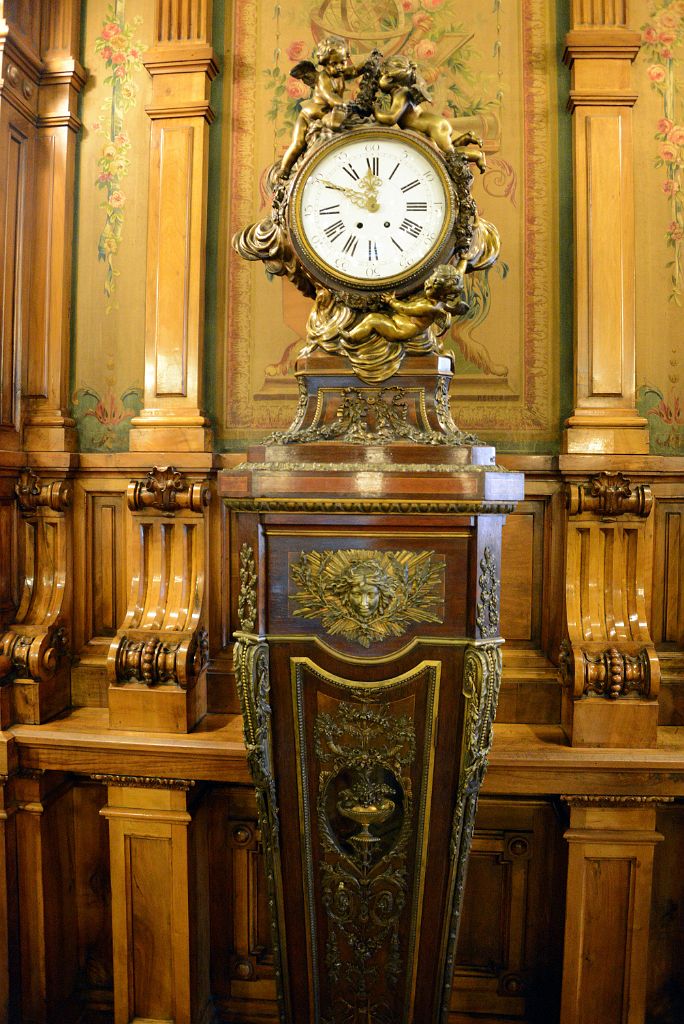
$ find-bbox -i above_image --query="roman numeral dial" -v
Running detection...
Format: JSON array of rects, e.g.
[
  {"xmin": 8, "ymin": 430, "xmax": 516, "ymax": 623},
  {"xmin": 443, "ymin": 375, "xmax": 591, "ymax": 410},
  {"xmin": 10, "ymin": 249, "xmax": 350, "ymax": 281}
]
[{"xmin": 293, "ymin": 130, "xmax": 454, "ymax": 288}]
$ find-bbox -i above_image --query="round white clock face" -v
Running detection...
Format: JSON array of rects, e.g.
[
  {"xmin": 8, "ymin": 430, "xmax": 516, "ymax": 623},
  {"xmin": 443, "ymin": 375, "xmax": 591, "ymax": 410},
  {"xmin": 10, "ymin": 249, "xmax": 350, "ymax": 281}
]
[{"xmin": 289, "ymin": 128, "xmax": 455, "ymax": 291}]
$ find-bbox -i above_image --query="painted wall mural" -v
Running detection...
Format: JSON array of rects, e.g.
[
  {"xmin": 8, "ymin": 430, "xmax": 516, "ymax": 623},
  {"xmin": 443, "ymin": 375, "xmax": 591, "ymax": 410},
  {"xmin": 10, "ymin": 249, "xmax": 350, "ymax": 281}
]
[
  {"xmin": 72, "ymin": 0, "xmax": 152, "ymax": 451},
  {"xmin": 219, "ymin": 0, "xmax": 562, "ymax": 450},
  {"xmin": 635, "ymin": 0, "xmax": 684, "ymax": 453}
]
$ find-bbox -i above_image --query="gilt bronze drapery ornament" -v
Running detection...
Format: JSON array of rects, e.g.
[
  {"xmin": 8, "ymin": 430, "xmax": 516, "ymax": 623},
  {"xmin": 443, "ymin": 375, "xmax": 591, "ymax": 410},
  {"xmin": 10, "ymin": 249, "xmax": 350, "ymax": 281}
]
[{"xmin": 232, "ymin": 39, "xmax": 500, "ymax": 388}]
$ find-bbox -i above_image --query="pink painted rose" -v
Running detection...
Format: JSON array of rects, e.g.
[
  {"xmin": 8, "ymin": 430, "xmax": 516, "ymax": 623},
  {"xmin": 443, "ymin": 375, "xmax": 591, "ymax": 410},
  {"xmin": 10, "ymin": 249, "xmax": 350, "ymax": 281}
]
[
  {"xmin": 286, "ymin": 40, "xmax": 308, "ymax": 61},
  {"xmin": 668, "ymin": 221, "xmax": 684, "ymax": 241},
  {"xmin": 663, "ymin": 179, "xmax": 681, "ymax": 196},
  {"xmin": 662, "ymin": 47, "xmax": 674, "ymax": 59},
  {"xmin": 660, "ymin": 141, "xmax": 679, "ymax": 161},
  {"xmin": 114, "ymin": 65, "xmax": 126, "ymax": 78},
  {"xmin": 412, "ymin": 12, "xmax": 433, "ymax": 32},
  {"xmin": 101, "ymin": 22, "xmax": 120, "ymax": 40},
  {"xmin": 130, "ymin": 49, "xmax": 140, "ymax": 60},
  {"xmin": 658, "ymin": 12, "xmax": 679, "ymax": 29},
  {"xmin": 286, "ymin": 77, "xmax": 310, "ymax": 99},
  {"xmin": 91, "ymin": 120, "xmax": 101, "ymax": 131},
  {"xmin": 659, "ymin": 30, "xmax": 677, "ymax": 44},
  {"xmin": 648, "ymin": 64, "xmax": 667, "ymax": 82},
  {"xmin": 421, "ymin": 0, "xmax": 445, "ymax": 8},
  {"xmin": 98, "ymin": 172, "xmax": 112, "ymax": 183},
  {"xmin": 642, "ymin": 25, "xmax": 657, "ymax": 43},
  {"xmin": 112, "ymin": 51, "xmax": 126, "ymax": 64},
  {"xmin": 415, "ymin": 39, "xmax": 437, "ymax": 60},
  {"xmin": 658, "ymin": 117, "xmax": 674, "ymax": 133},
  {"xmin": 102, "ymin": 46, "xmax": 113, "ymax": 60},
  {"xmin": 668, "ymin": 125, "xmax": 684, "ymax": 145},
  {"xmin": 401, "ymin": 0, "xmax": 419, "ymax": 10},
  {"xmin": 109, "ymin": 190, "xmax": 126, "ymax": 208},
  {"xmin": 114, "ymin": 132, "xmax": 129, "ymax": 145}
]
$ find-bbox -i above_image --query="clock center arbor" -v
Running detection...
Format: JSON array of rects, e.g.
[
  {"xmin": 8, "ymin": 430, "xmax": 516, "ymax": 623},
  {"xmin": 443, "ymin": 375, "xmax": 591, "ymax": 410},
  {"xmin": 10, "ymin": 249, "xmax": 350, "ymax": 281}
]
[{"xmin": 222, "ymin": 39, "xmax": 523, "ymax": 1024}]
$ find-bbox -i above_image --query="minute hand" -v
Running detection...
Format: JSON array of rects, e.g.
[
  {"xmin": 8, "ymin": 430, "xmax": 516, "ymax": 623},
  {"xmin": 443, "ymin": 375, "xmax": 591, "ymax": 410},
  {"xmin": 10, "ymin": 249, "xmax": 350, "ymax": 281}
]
[{"xmin": 319, "ymin": 179, "xmax": 377, "ymax": 211}]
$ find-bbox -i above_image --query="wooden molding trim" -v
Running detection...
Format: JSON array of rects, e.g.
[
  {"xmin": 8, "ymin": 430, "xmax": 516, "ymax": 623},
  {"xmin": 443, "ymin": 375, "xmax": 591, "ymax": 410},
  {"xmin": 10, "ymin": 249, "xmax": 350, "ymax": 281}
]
[
  {"xmin": 567, "ymin": 90, "xmax": 638, "ymax": 110},
  {"xmin": 561, "ymin": 795, "xmax": 674, "ymax": 807},
  {"xmin": 145, "ymin": 101, "xmax": 215, "ymax": 123},
  {"xmin": 91, "ymin": 773, "xmax": 195, "ymax": 790}
]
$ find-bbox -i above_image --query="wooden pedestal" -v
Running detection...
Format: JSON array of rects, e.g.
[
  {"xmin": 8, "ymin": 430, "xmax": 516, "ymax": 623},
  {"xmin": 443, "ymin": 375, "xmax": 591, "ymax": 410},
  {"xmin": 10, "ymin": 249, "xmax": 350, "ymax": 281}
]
[{"xmin": 220, "ymin": 417, "xmax": 523, "ymax": 1023}]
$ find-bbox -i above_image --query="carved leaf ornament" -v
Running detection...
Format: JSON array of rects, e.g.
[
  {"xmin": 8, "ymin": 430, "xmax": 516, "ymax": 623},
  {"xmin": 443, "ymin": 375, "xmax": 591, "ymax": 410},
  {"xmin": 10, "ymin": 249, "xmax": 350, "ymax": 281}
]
[{"xmin": 290, "ymin": 548, "xmax": 445, "ymax": 646}]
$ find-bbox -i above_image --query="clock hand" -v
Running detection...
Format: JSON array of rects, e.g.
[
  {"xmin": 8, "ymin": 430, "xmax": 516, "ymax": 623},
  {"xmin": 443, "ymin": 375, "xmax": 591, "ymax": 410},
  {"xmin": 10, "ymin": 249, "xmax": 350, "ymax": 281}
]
[{"xmin": 319, "ymin": 178, "xmax": 379, "ymax": 212}]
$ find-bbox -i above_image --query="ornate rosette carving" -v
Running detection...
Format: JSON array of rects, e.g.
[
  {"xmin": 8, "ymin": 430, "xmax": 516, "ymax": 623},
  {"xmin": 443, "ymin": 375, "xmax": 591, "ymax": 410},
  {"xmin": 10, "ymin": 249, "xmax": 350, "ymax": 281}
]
[
  {"xmin": 127, "ymin": 466, "xmax": 211, "ymax": 513},
  {"xmin": 476, "ymin": 546, "xmax": 500, "ymax": 639},
  {"xmin": 15, "ymin": 468, "xmax": 71, "ymax": 513},
  {"xmin": 566, "ymin": 472, "xmax": 653, "ymax": 517},
  {"xmin": 290, "ymin": 548, "xmax": 445, "ymax": 647},
  {"xmin": 91, "ymin": 775, "xmax": 195, "ymax": 791}
]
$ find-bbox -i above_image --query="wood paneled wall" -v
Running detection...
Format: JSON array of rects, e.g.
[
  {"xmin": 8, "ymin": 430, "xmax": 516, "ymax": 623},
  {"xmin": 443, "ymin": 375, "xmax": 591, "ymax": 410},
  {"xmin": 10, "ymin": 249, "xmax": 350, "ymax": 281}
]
[{"xmin": 0, "ymin": 1, "xmax": 682, "ymax": 1022}]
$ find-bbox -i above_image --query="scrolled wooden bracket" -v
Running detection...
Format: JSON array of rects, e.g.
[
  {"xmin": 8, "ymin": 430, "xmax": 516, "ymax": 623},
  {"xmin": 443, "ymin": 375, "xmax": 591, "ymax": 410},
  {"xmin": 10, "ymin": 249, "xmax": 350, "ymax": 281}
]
[
  {"xmin": 559, "ymin": 640, "xmax": 658, "ymax": 700},
  {"xmin": 127, "ymin": 466, "xmax": 211, "ymax": 513},
  {"xmin": 112, "ymin": 628, "xmax": 208, "ymax": 689},
  {"xmin": 15, "ymin": 468, "xmax": 71, "ymax": 514},
  {"xmin": 566, "ymin": 472, "xmax": 652, "ymax": 517},
  {"xmin": 0, "ymin": 627, "xmax": 68, "ymax": 683}
]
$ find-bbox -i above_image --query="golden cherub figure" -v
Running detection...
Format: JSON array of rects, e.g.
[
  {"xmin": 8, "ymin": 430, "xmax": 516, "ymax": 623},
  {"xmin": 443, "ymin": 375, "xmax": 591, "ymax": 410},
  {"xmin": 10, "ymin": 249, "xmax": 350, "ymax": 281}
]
[
  {"xmin": 341, "ymin": 264, "xmax": 467, "ymax": 346},
  {"xmin": 279, "ymin": 37, "xmax": 367, "ymax": 178},
  {"xmin": 373, "ymin": 55, "xmax": 487, "ymax": 172}
]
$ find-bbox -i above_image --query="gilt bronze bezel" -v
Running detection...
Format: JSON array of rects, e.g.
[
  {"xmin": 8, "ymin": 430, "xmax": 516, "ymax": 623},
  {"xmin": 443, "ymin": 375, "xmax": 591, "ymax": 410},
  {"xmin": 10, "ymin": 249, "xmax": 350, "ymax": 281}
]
[{"xmin": 288, "ymin": 125, "xmax": 458, "ymax": 296}]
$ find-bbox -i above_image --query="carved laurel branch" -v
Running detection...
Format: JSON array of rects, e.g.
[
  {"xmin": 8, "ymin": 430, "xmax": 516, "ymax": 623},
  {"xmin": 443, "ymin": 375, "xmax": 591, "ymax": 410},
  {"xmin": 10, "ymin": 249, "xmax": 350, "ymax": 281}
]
[
  {"xmin": 238, "ymin": 543, "xmax": 258, "ymax": 633},
  {"xmin": 559, "ymin": 640, "xmax": 653, "ymax": 699},
  {"xmin": 127, "ymin": 466, "xmax": 211, "ymax": 513},
  {"xmin": 233, "ymin": 635, "xmax": 287, "ymax": 1021},
  {"xmin": 567, "ymin": 472, "xmax": 653, "ymax": 517},
  {"xmin": 561, "ymin": 795, "xmax": 675, "ymax": 807},
  {"xmin": 16, "ymin": 468, "xmax": 71, "ymax": 513},
  {"xmin": 112, "ymin": 629, "xmax": 208, "ymax": 688}
]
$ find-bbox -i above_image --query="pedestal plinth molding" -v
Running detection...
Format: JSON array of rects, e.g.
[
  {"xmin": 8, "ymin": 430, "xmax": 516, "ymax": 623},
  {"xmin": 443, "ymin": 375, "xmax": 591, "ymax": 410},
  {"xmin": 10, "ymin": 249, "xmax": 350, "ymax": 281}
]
[
  {"xmin": 562, "ymin": 472, "xmax": 659, "ymax": 747},
  {"xmin": 107, "ymin": 466, "xmax": 211, "ymax": 733},
  {"xmin": 0, "ymin": 469, "xmax": 72, "ymax": 725}
]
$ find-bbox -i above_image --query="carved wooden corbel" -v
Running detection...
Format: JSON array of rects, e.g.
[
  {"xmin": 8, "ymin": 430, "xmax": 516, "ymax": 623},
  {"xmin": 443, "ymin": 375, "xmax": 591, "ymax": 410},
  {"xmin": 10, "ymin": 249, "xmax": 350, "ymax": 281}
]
[
  {"xmin": 561, "ymin": 471, "xmax": 660, "ymax": 746},
  {"xmin": 126, "ymin": 465, "xmax": 211, "ymax": 513},
  {"xmin": 566, "ymin": 472, "xmax": 652, "ymax": 517},
  {"xmin": 0, "ymin": 470, "xmax": 72, "ymax": 724},
  {"xmin": 108, "ymin": 467, "xmax": 212, "ymax": 733}
]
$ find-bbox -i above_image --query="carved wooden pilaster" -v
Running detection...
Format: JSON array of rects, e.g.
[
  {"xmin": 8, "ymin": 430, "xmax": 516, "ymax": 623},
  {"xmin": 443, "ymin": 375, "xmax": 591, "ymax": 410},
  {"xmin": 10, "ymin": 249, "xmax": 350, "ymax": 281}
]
[
  {"xmin": 562, "ymin": 1, "xmax": 649, "ymax": 454},
  {"xmin": 560, "ymin": 796, "xmax": 667, "ymax": 1024},
  {"xmin": 22, "ymin": 0, "xmax": 85, "ymax": 452},
  {"xmin": 100, "ymin": 780, "xmax": 212, "ymax": 1024},
  {"xmin": 561, "ymin": 472, "xmax": 659, "ymax": 746},
  {"xmin": 15, "ymin": 771, "xmax": 79, "ymax": 1023},
  {"xmin": 128, "ymin": 0, "xmax": 217, "ymax": 453},
  {"xmin": 0, "ymin": 3, "xmax": 40, "ymax": 452},
  {"xmin": 107, "ymin": 466, "xmax": 211, "ymax": 732},
  {"xmin": 0, "ymin": 468, "xmax": 72, "ymax": 725},
  {"xmin": 0, "ymin": 772, "xmax": 18, "ymax": 1023}
]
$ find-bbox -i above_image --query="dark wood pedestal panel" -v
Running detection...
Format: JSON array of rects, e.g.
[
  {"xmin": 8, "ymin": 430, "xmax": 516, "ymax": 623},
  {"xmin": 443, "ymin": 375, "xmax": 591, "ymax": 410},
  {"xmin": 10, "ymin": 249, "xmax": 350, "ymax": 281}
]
[{"xmin": 220, "ymin": 447, "xmax": 523, "ymax": 1023}]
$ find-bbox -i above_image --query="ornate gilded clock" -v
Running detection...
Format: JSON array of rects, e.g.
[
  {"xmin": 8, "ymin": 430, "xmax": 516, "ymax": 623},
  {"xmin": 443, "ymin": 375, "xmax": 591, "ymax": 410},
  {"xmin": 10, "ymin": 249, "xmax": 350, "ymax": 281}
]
[{"xmin": 288, "ymin": 126, "xmax": 457, "ymax": 295}]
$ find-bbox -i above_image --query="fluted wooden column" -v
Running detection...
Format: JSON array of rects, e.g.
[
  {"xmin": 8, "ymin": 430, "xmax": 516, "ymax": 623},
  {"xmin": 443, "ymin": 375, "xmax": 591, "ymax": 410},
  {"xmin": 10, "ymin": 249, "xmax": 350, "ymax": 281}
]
[
  {"xmin": 129, "ymin": 0, "xmax": 217, "ymax": 454},
  {"xmin": 563, "ymin": 0, "xmax": 649, "ymax": 455},
  {"xmin": 22, "ymin": 0, "xmax": 85, "ymax": 453}
]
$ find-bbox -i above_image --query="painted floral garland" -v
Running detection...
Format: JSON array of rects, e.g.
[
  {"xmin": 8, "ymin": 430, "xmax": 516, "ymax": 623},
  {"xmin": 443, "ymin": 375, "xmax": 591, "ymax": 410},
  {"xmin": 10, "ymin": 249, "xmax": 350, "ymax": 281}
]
[
  {"xmin": 641, "ymin": 0, "xmax": 684, "ymax": 305},
  {"xmin": 92, "ymin": 0, "xmax": 144, "ymax": 309}
]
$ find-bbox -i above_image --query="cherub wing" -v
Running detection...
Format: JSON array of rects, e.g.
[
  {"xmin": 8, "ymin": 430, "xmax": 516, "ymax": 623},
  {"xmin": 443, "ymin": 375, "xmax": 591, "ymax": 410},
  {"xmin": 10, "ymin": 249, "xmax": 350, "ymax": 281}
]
[
  {"xmin": 409, "ymin": 78, "xmax": 431, "ymax": 105},
  {"xmin": 290, "ymin": 60, "xmax": 317, "ymax": 88}
]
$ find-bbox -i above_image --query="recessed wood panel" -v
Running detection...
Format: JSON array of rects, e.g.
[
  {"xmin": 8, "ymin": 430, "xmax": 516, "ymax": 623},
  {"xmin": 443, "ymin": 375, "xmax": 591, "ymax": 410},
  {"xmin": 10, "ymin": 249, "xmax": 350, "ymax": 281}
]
[
  {"xmin": 652, "ymin": 501, "xmax": 684, "ymax": 648},
  {"xmin": 0, "ymin": 123, "xmax": 28, "ymax": 429},
  {"xmin": 578, "ymin": 858, "xmax": 632, "ymax": 1024},
  {"xmin": 125, "ymin": 834, "xmax": 175, "ymax": 1020}
]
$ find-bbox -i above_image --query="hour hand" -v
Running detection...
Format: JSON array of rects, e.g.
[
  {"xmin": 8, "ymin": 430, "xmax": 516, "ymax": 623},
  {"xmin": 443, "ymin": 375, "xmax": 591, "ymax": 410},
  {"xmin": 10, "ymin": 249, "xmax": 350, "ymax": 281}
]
[{"xmin": 319, "ymin": 178, "xmax": 370, "ymax": 209}]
